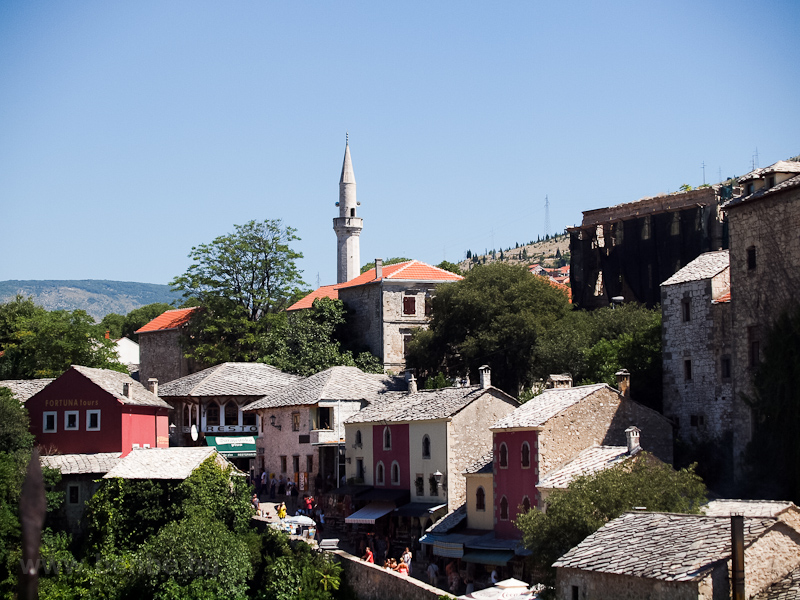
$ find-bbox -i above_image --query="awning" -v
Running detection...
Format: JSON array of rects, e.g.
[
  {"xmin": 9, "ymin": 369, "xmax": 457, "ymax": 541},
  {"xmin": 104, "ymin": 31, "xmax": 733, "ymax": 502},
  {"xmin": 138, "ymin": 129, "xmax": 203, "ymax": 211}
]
[
  {"xmin": 205, "ymin": 436, "xmax": 257, "ymax": 458},
  {"xmin": 345, "ymin": 502, "xmax": 396, "ymax": 524},
  {"xmin": 461, "ymin": 550, "xmax": 516, "ymax": 566},
  {"xmin": 427, "ymin": 533, "xmax": 482, "ymax": 558},
  {"xmin": 393, "ymin": 502, "xmax": 447, "ymax": 518}
]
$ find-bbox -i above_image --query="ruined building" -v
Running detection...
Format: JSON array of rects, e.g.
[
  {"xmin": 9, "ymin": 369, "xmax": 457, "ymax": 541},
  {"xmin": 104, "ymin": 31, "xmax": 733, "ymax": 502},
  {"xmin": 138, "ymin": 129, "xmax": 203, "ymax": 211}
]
[{"xmin": 569, "ymin": 186, "xmax": 730, "ymax": 309}]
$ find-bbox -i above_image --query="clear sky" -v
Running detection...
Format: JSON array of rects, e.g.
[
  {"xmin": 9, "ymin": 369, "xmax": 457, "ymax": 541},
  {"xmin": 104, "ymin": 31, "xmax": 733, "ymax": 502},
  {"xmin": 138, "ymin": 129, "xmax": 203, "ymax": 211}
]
[{"xmin": 1, "ymin": 1, "xmax": 798, "ymax": 289}]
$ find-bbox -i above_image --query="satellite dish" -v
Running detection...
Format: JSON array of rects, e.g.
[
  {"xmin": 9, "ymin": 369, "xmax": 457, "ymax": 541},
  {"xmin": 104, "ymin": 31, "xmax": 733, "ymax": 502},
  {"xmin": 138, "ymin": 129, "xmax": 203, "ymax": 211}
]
[{"xmin": 191, "ymin": 425, "xmax": 198, "ymax": 441}]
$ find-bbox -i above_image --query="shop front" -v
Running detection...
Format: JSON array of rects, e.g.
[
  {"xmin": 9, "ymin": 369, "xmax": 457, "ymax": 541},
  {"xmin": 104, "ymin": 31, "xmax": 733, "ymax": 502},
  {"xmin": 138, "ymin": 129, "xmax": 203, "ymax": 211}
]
[{"xmin": 205, "ymin": 435, "xmax": 257, "ymax": 474}]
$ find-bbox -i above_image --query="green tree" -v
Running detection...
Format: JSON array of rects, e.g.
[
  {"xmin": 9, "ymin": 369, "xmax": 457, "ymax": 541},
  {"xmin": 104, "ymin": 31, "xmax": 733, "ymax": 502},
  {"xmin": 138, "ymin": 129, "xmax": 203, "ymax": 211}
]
[
  {"xmin": 406, "ymin": 263, "xmax": 572, "ymax": 394},
  {"xmin": 0, "ymin": 296, "xmax": 126, "ymax": 379},
  {"xmin": 517, "ymin": 454, "xmax": 706, "ymax": 587},
  {"xmin": 101, "ymin": 303, "xmax": 175, "ymax": 342},
  {"xmin": 435, "ymin": 261, "xmax": 462, "ymax": 276},
  {"xmin": 359, "ymin": 257, "xmax": 411, "ymax": 274}
]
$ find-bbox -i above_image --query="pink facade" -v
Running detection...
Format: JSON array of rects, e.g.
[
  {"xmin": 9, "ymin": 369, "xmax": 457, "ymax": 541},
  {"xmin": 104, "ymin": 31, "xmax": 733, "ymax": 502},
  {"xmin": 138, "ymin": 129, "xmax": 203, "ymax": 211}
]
[
  {"xmin": 372, "ymin": 423, "xmax": 410, "ymax": 489},
  {"xmin": 493, "ymin": 430, "xmax": 539, "ymax": 539}
]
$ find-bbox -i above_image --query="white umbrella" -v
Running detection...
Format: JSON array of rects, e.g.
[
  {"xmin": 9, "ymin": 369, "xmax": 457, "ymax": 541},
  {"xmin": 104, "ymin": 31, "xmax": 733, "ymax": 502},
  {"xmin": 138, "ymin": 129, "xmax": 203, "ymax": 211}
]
[{"xmin": 285, "ymin": 515, "xmax": 316, "ymax": 526}]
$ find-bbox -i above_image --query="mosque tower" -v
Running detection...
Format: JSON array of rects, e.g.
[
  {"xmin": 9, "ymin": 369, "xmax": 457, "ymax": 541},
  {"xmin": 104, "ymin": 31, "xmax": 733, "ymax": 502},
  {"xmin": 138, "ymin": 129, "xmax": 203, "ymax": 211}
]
[{"xmin": 333, "ymin": 134, "xmax": 363, "ymax": 283}]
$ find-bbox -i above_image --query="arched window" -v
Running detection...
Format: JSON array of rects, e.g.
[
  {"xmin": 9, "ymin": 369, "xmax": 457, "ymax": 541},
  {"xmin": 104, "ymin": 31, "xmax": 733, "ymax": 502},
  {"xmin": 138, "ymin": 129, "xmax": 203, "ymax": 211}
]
[
  {"xmin": 206, "ymin": 402, "xmax": 220, "ymax": 426},
  {"xmin": 376, "ymin": 462, "xmax": 385, "ymax": 485},
  {"xmin": 224, "ymin": 402, "xmax": 238, "ymax": 426},
  {"xmin": 242, "ymin": 410, "xmax": 256, "ymax": 427},
  {"xmin": 355, "ymin": 430, "xmax": 362, "ymax": 448},
  {"xmin": 499, "ymin": 443, "xmax": 508, "ymax": 468},
  {"xmin": 522, "ymin": 496, "xmax": 531, "ymax": 513},
  {"xmin": 500, "ymin": 496, "xmax": 509, "ymax": 520},
  {"xmin": 183, "ymin": 405, "xmax": 190, "ymax": 427},
  {"xmin": 391, "ymin": 461, "xmax": 400, "ymax": 485},
  {"xmin": 476, "ymin": 486, "xmax": 486, "ymax": 511},
  {"xmin": 422, "ymin": 435, "xmax": 431, "ymax": 459},
  {"xmin": 383, "ymin": 426, "xmax": 392, "ymax": 450},
  {"xmin": 521, "ymin": 442, "xmax": 531, "ymax": 468}
]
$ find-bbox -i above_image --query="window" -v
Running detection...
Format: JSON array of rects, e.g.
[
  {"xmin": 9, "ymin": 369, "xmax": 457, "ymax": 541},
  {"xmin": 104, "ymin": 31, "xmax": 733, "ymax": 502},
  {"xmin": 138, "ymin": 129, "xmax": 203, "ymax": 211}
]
[
  {"xmin": 67, "ymin": 484, "xmax": 80, "ymax": 505},
  {"xmin": 670, "ymin": 213, "xmax": 680, "ymax": 235},
  {"xmin": 383, "ymin": 426, "xmax": 392, "ymax": 450},
  {"xmin": 376, "ymin": 462, "xmax": 385, "ymax": 485},
  {"xmin": 292, "ymin": 412, "xmax": 301, "ymax": 432},
  {"xmin": 684, "ymin": 360, "xmax": 692, "ymax": 381},
  {"xmin": 43, "ymin": 412, "xmax": 57, "ymax": 433},
  {"xmin": 87, "ymin": 410, "xmax": 101, "ymax": 431},
  {"xmin": 391, "ymin": 461, "xmax": 400, "ymax": 485},
  {"xmin": 280, "ymin": 456, "xmax": 287, "ymax": 473},
  {"xmin": 292, "ymin": 455, "xmax": 300, "ymax": 473},
  {"xmin": 183, "ymin": 405, "xmax": 191, "ymax": 427},
  {"xmin": 747, "ymin": 246, "xmax": 757, "ymax": 271},
  {"xmin": 356, "ymin": 458, "xmax": 365, "ymax": 481},
  {"xmin": 65, "ymin": 411, "xmax": 79, "ymax": 431},
  {"xmin": 422, "ymin": 435, "xmax": 431, "ymax": 459},
  {"xmin": 721, "ymin": 356, "xmax": 732, "ymax": 380},
  {"xmin": 641, "ymin": 215, "xmax": 651, "ymax": 240},
  {"xmin": 500, "ymin": 496, "xmax": 509, "ymax": 520},
  {"xmin": 746, "ymin": 182, "xmax": 754, "ymax": 195},
  {"xmin": 415, "ymin": 475, "xmax": 424, "ymax": 496},
  {"xmin": 750, "ymin": 341, "xmax": 760, "ymax": 368},
  {"xmin": 476, "ymin": 486, "xmax": 486, "ymax": 511},
  {"xmin": 224, "ymin": 402, "xmax": 238, "ymax": 427},
  {"xmin": 403, "ymin": 297, "xmax": 416, "ymax": 315},
  {"xmin": 572, "ymin": 585, "xmax": 580, "ymax": 600},
  {"xmin": 242, "ymin": 411, "xmax": 256, "ymax": 426},
  {"xmin": 402, "ymin": 332, "xmax": 413, "ymax": 358},
  {"xmin": 682, "ymin": 298, "xmax": 691, "ymax": 322},
  {"xmin": 350, "ymin": 208, "xmax": 355, "ymax": 217},
  {"xmin": 767, "ymin": 175, "xmax": 775, "ymax": 188},
  {"xmin": 499, "ymin": 443, "xmax": 508, "ymax": 468},
  {"xmin": 521, "ymin": 442, "xmax": 530, "ymax": 468},
  {"xmin": 690, "ymin": 414, "xmax": 706, "ymax": 427},
  {"xmin": 317, "ymin": 407, "xmax": 331, "ymax": 430},
  {"xmin": 306, "ymin": 455, "xmax": 313, "ymax": 473},
  {"xmin": 522, "ymin": 496, "xmax": 531, "ymax": 512},
  {"xmin": 429, "ymin": 474, "xmax": 439, "ymax": 496},
  {"xmin": 206, "ymin": 403, "xmax": 220, "ymax": 426},
  {"xmin": 355, "ymin": 430, "xmax": 362, "ymax": 448}
]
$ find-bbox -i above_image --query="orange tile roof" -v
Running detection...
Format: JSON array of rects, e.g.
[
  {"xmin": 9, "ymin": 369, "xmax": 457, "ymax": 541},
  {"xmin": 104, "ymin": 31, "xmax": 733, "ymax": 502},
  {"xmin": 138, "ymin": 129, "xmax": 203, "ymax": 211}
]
[
  {"xmin": 286, "ymin": 285, "xmax": 339, "ymax": 312},
  {"xmin": 713, "ymin": 291, "xmax": 731, "ymax": 303},
  {"xmin": 536, "ymin": 275, "xmax": 572, "ymax": 302},
  {"xmin": 135, "ymin": 307, "xmax": 198, "ymax": 333}
]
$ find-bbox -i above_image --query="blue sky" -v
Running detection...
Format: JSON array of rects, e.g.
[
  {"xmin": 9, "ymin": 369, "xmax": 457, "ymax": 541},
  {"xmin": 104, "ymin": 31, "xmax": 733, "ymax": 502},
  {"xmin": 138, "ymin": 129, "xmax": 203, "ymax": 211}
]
[{"xmin": 1, "ymin": 1, "xmax": 798, "ymax": 289}]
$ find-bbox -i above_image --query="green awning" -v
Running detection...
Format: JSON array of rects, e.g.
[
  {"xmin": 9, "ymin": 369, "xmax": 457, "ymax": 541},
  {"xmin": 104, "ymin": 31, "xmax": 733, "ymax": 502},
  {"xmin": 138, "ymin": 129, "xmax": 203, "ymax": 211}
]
[
  {"xmin": 461, "ymin": 550, "xmax": 516, "ymax": 566},
  {"xmin": 206, "ymin": 436, "xmax": 257, "ymax": 458}
]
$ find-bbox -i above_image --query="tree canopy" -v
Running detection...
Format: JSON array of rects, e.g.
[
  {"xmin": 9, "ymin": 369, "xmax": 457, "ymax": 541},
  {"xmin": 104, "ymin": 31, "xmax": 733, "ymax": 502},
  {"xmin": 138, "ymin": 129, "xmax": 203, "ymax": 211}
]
[
  {"xmin": 360, "ymin": 257, "xmax": 411, "ymax": 274},
  {"xmin": 517, "ymin": 454, "xmax": 706, "ymax": 588},
  {"xmin": 100, "ymin": 303, "xmax": 175, "ymax": 342}
]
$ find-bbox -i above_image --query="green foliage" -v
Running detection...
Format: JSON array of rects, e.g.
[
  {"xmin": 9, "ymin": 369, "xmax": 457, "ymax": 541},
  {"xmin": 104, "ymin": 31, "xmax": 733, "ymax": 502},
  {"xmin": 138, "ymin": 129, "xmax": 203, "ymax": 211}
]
[
  {"xmin": 407, "ymin": 263, "xmax": 572, "ymax": 394},
  {"xmin": 679, "ymin": 183, "xmax": 693, "ymax": 191},
  {"xmin": 0, "ymin": 295, "xmax": 127, "ymax": 379},
  {"xmin": 435, "ymin": 261, "xmax": 462, "ymax": 275},
  {"xmin": 423, "ymin": 372, "xmax": 452, "ymax": 389},
  {"xmin": 517, "ymin": 454, "xmax": 706, "ymax": 586},
  {"xmin": 359, "ymin": 257, "xmax": 410, "ymax": 274},
  {"xmin": 744, "ymin": 304, "xmax": 800, "ymax": 501},
  {"xmin": 101, "ymin": 303, "xmax": 175, "ymax": 342}
]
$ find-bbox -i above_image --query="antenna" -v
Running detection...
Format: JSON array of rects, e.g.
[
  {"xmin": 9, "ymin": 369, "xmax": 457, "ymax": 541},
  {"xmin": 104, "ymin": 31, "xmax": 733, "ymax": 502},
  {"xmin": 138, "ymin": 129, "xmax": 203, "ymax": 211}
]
[
  {"xmin": 701, "ymin": 161, "xmax": 706, "ymax": 185},
  {"xmin": 544, "ymin": 195, "xmax": 550, "ymax": 238},
  {"xmin": 754, "ymin": 147, "xmax": 759, "ymax": 169},
  {"xmin": 316, "ymin": 272, "xmax": 320, "ymax": 288}
]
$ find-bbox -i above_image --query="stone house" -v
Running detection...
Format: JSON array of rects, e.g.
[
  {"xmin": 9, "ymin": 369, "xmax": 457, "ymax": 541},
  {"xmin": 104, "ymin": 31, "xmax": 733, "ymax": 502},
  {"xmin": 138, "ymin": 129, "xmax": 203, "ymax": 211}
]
[
  {"xmin": 0, "ymin": 378, "xmax": 54, "ymax": 403},
  {"xmin": 26, "ymin": 365, "xmax": 171, "ymax": 456},
  {"xmin": 135, "ymin": 307, "xmax": 198, "ymax": 385},
  {"xmin": 554, "ymin": 509, "xmax": 800, "ymax": 600},
  {"xmin": 157, "ymin": 362, "xmax": 301, "ymax": 472},
  {"xmin": 489, "ymin": 372, "xmax": 673, "ymax": 539},
  {"xmin": 721, "ymin": 159, "xmax": 800, "ymax": 469},
  {"xmin": 102, "ymin": 446, "xmax": 235, "ymax": 480},
  {"xmin": 661, "ymin": 250, "xmax": 732, "ymax": 446},
  {"xmin": 241, "ymin": 366, "xmax": 395, "ymax": 492}
]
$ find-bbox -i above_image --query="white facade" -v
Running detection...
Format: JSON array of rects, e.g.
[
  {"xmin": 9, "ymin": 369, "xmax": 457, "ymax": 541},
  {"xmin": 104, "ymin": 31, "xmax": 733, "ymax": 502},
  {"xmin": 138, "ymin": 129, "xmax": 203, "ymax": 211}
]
[{"xmin": 333, "ymin": 139, "xmax": 362, "ymax": 283}]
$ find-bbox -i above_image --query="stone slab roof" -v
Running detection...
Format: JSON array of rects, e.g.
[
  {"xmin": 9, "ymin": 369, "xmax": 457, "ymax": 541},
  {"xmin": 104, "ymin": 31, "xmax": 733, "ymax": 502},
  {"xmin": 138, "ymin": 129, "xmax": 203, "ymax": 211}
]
[
  {"xmin": 41, "ymin": 452, "xmax": 122, "ymax": 475},
  {"xmin": 755, "ymin": 566, "xmax": 800, "ymax": 600},
  {"xmin": 737, "ymin": 161, "xmax": 800, "ymax": 183},
  {"xmin": 0, "ymin": 379, "xmax": 55, "ymax": 403},
  {"xmin": 103, "ymin": 447, "xmax": 230, "ymax": 479},
  {"xmin": 702, "ymin": 499, "xmax": 796, "ymax": 518},
  {"xmin": 491, "ymin": 384, "xmax": 608, "ymax": 429},
  {"xmin": 243, "ymin": 366, "xmax": 391, "ymax": 411},
  {"xmin": 158, "ymin": 362, "xmax": 302, "ymax": 398},
  {"xmin": 464, "ymin": 452, "xmax": 493, "ymax": 475},
  {"xmin": 72, "ymin": 365, "xmax": 170, "ymax": 408},
  {"xmin": 553, "ymin": 512, "xmax": 774, "ymax": 581},
  {"xmin": 661, "ymin": 250, "xmax": 729, "ymax": 286},
  {"xmin": 425, "ymin": 503, "xmax": 467, "ymax": 534},
  {"xmin": 725, "ymin": 172, "xmax": 800, "ymax": 209},
  {"xmin": 345, "ymin": 386, "xmax": 516, "ymax": 424},
  {"xmin": 537, "ymin": 445, "xmax": 631, "ymax": 489}
]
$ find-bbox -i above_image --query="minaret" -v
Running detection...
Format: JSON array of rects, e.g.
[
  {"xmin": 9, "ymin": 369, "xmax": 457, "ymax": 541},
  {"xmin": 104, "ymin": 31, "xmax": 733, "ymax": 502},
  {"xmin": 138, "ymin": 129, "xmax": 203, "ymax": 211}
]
[{"xmin": 333, "ymin": 134, "xmax": 363, "ymax": 283}]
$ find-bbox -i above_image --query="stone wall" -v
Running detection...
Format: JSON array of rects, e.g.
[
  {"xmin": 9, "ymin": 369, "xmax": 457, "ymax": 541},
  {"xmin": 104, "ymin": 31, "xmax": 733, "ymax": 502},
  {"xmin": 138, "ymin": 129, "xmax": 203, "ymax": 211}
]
[
  {"xmin": 338, "ymin": 284, "xmax": 383, "ymax": 364},
  {"xmin": 741, "ymin": 522, "xmax": 800, "ymax": 599},
  {"xmin": 556, "ymin": 566, "xmax": 711, "ymax": 600},
  {"xmin": 334, "ymin": 550, "xmax": 444, "ymax": 600},
  {"xmin": 138, "ymin": 329, "xmax": 190, "ymax": 385},
  {"xmin": 538, "ymin": 387, "xmax": 673, "ymax": 479}
]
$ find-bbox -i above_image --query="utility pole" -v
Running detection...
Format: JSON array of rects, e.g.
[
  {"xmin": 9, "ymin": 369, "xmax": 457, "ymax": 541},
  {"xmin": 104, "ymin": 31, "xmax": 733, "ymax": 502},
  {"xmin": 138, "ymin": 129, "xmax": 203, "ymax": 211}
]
[
  {"xmin": 701, "ymin": 161, "xmax": 706, "ymax": 185},
  {"xmin": 544, "ymin": 195, "xmax": 550, "ymax": 239}
]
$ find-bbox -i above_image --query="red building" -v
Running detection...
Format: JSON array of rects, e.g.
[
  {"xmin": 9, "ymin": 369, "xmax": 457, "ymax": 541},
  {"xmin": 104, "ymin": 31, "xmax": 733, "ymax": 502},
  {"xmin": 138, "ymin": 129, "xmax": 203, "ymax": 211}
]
[
  {"xmin": 371, "ymin": 423, "xmax": 410, "ymax": 490},
  {"xmin": 27, "ymin": 365, "xmax": 171, "ymax": 456},
  {"xmin": 491, "ymin": 429, "xmax": 540, "ymax": 539}
]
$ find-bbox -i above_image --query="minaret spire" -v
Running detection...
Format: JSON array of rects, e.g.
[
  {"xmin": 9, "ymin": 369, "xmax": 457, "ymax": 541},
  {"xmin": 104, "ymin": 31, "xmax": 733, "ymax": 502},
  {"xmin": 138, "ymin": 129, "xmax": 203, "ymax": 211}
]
[{"xmin": 333, "ymin": 134, "xmax": 362, "ymax": 283}]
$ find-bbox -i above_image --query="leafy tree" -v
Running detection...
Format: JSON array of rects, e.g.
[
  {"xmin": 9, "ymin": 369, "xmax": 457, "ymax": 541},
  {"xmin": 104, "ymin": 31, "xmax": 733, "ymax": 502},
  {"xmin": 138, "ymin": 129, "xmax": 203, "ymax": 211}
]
[
  {"xmin": 359, "ymin": 257, "xmax": 411, "ymax": 274},
  {"xmin": 101, "ymin": 303, "xmax": 175, "ymax": 342},
  {"xmin": 406, "ymin": 263, "xmax": 572, "ymax": 394},
  {"xmin": 517, "ymin": 454, "xmax": 706, "ymax": 587},
  {"xmin": 0, "ymin": 296, "xmax": 126, "ymax": 379},
  {"xmin": 435, "ymin": 261, "xmax": 462, "ymax": 276}
]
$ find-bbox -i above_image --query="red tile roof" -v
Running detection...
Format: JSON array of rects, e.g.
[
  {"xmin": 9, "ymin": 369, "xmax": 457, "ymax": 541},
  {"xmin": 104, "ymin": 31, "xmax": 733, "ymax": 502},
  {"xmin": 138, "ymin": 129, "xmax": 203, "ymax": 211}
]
[
  {"xmin": 135, "ymin": 307, "xmax": 198, "ymax": 333},
  {"xmin": 537, "ymin": 275, "xmax": 572, "ymax": 302},
  {"xmin": 287, "ymin": 260, "xmax": 463, "ymax": 311},
  {"xmin": 713, "ymin": 291, "xmax": 731, "ymax": 304}
]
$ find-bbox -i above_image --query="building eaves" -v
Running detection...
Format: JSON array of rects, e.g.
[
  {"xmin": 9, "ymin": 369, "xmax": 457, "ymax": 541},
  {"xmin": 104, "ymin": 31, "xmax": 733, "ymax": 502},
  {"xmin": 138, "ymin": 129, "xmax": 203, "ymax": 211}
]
[
  {"xmin": 134, "ymin": 307, "xmax": 198, "ymax": 334},
  {"xmin": 464, "ymin": 452, "xmax": 494, "ymax": 475}
]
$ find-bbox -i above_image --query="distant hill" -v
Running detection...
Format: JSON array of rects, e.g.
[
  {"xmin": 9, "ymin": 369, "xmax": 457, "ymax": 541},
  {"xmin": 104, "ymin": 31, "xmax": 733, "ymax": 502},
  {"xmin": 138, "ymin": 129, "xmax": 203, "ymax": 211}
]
[
  {"xmin": 0, "ymin": 280, "xmax": 182, "ymax": 321},
  {"xmin": 458, "ymin": 233, "xmax": 570, "ymax": 272}
]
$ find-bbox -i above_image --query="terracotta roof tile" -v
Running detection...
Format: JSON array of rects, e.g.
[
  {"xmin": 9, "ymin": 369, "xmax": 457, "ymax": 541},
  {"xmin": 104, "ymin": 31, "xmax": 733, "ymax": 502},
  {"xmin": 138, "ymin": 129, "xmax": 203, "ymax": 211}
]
[
  {"xmin": 135, "ymin": 307, "xmax": 198, "ymax": 333},
  {"xmin": 286, "ymin": 285, "xmax": 339, "ymax": 311},
  {"xmin": 713, "ymin": 290, "xmax": 731, "ymax": 304}
]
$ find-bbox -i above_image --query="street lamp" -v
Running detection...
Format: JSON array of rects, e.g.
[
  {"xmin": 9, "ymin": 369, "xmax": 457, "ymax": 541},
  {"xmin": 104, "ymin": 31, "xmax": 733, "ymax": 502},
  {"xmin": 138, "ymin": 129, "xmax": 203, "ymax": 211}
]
[{"xmin": 269, "ymin": 415, "xmax": 281, "ymax": 431}]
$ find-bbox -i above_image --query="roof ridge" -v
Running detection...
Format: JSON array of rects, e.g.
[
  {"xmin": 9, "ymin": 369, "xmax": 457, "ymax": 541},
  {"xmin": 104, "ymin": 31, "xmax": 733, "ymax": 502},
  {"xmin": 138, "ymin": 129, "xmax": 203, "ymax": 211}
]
[{"xmin": 386, "ymin": 260, "xmax": 417, "ymax": 278}]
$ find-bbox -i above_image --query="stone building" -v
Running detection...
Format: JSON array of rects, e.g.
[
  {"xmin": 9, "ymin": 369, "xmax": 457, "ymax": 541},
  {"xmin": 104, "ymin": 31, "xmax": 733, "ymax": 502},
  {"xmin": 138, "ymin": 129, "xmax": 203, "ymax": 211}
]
[
  {"xmin": 568, "ymin": 185, "xmax": 729, "ymax": 309},
  {"xmin": 554, "ymin": 509, "xmax": 800, "ymax": 600},
  {"xmin": 135, "ymin": 307, "xmax": 198, "ymax": 385},
  {"xmin": 661, "ymin": 250, "xmax": 732, "ymax": 447},
  {"xmin": 721, "ymin": 159, "xmax": 800, "ymax": 468},
  {"xmin": 0, "ymin": 378, "xmax": 54, "ymax": 403}
]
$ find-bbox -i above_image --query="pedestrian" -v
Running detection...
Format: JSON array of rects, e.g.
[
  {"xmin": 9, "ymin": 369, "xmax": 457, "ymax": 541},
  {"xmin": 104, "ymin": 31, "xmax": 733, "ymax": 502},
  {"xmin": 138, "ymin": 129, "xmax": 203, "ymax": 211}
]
[
  {"xmin": 251, "ymin": 493, "xmax": 260, "ymax": 515},
  {"xmin": 401, "ymin": 546, "xmax": 413, "ymax": 576},
  {"xmin": 277, "ymin": 502, "xmax": 287, "ymax": 520},
  {"xmin": 290, "ymin": 481, "xmax": 299, "ymax": 513},
  {"xmin": 270, "ymin": 474, "xmax": 277, "ymax": 500},
  {"xmin": 427, "ymin": 561, "xmax": 439, "ymax": 586},
  {"xmin": 362, "ymin": 546, "xmax": 374, "ymax": 563},
  {"xmin": 490, "ymin": 568, "xmax": 499, "ymax": 585},
  {"xmin": 260, "ymin": 470, "xmax": 267, "ymax": 499}
]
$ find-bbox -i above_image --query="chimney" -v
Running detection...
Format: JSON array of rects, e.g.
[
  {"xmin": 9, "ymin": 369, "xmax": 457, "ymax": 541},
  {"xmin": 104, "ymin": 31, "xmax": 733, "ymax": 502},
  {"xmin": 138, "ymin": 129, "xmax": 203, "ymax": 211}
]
[
  {"xmin": 375, "ymin": 258, "xmax": 383, "ymax": 279},
  {"xmin": 122, "ymin": 382, "xmax": 132, "ymax": 399},
  {"xmin": 731, "ymin": 514, "xmax": 745, "ymax": 600},
  {"xmin": 479, "ymin": 365, "xmax": 491, "ymax": 389},
  {"xmin": 616, "ymin": 369, "xmax": 631, "ymax": 398},
  {"xmin": 148, "ymin": 378, "xmax": 159, "ymax": 396},
  {"xmin": 407, "ymin": 376, "xmax": 418, "ymax": 394},
  {"xmin": 625, "ymin": 426, "xmax": 641, "ymax": 454}
]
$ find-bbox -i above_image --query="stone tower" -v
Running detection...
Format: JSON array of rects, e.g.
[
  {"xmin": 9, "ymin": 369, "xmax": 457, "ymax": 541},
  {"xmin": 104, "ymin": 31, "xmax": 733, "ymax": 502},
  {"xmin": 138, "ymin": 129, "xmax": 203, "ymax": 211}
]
[{"xmin": 333, "ymin": 135, "xmax": 362, "ymax": 283}]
